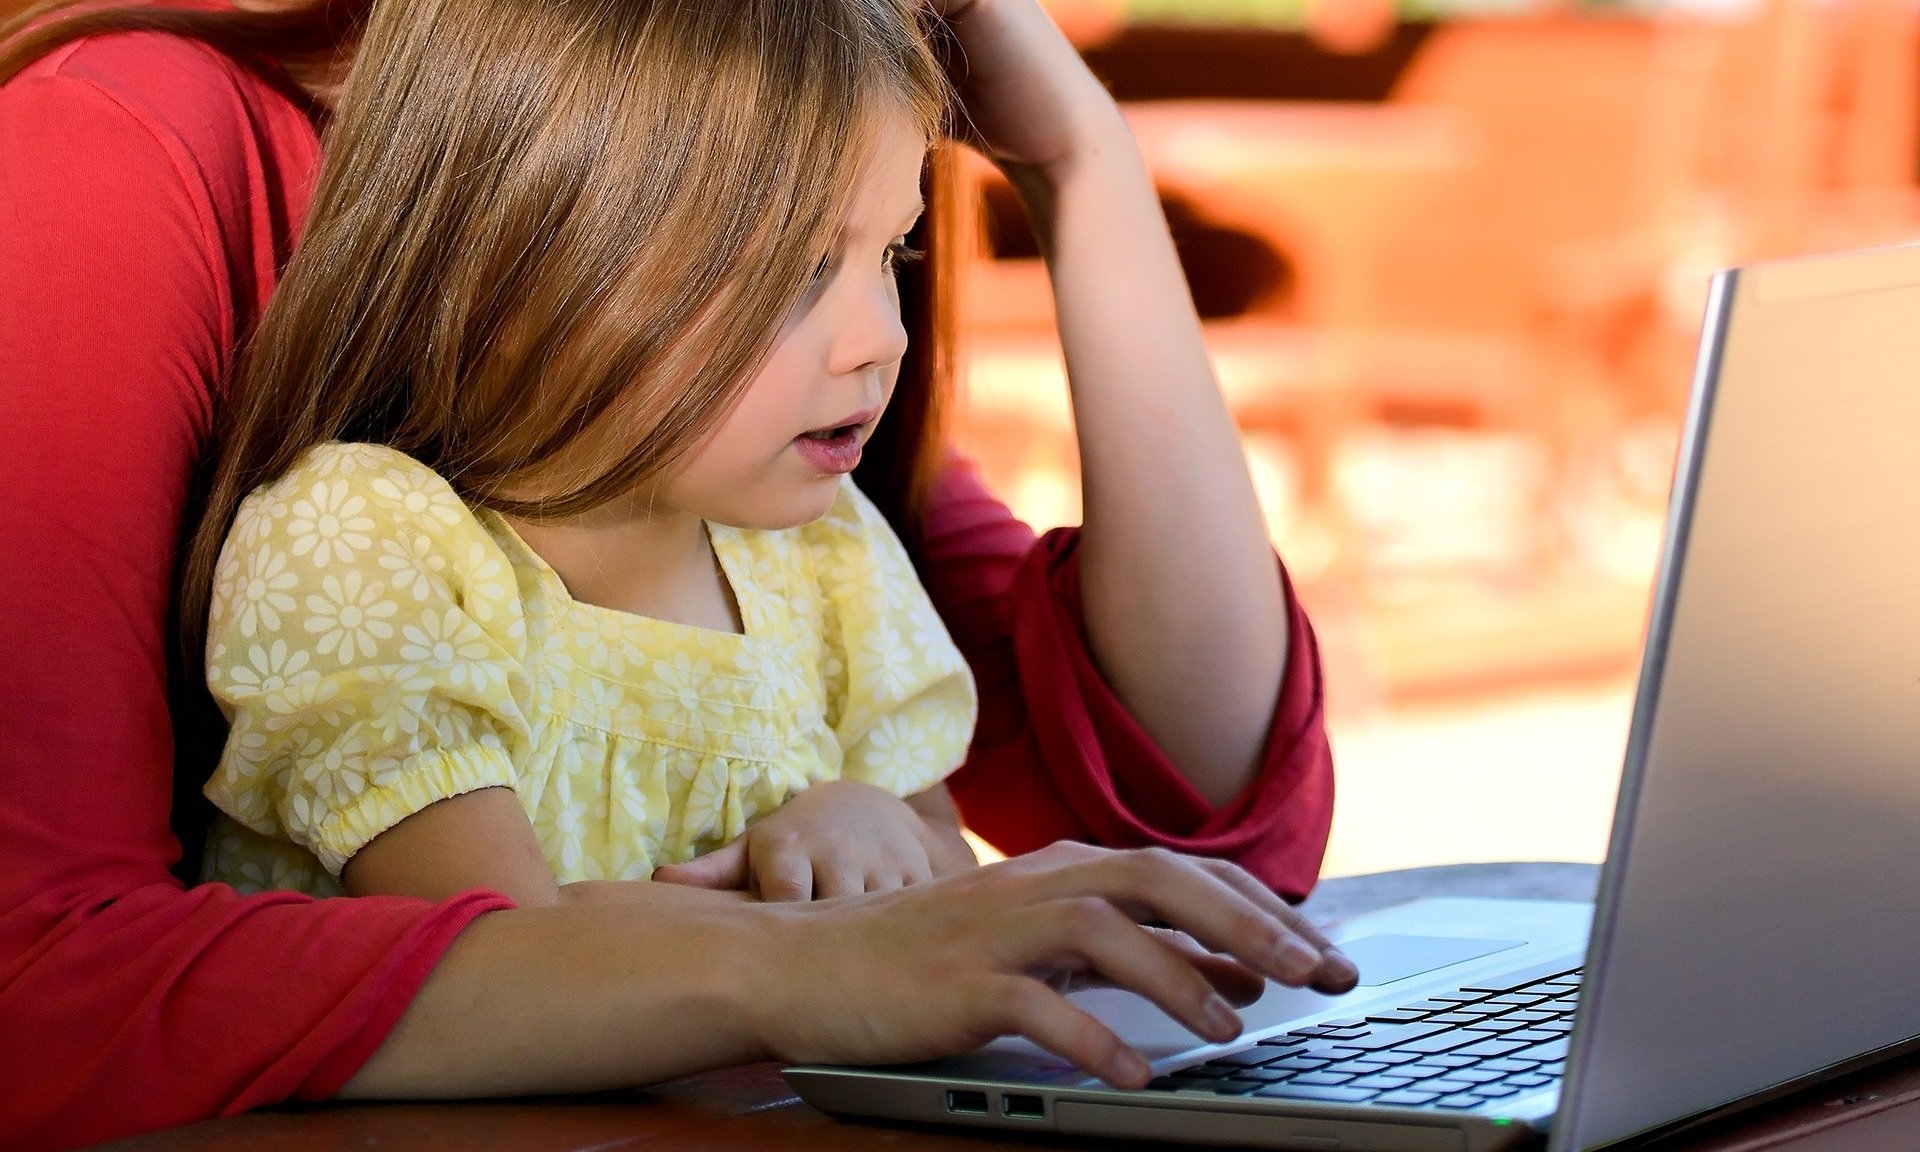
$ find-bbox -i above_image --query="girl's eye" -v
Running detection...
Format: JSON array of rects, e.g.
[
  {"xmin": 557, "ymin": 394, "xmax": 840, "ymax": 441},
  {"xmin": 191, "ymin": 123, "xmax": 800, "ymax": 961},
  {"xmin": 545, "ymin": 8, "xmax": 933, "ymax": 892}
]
[{"xmin": 883, "ymin": 242, "xmax": 925, "ymax": 275}]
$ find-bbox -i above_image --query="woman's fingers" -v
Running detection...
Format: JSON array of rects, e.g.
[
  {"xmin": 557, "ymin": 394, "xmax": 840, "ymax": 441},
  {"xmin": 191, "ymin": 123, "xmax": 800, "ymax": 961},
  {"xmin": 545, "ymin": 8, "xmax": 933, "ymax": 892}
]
[
  {"xmin": 1146, "ymin": 926, "xmax": 1269, "ymax": 1007},
  {"xmin": 1015, "ymin": 846, "xmax": 1337, "ymax": 988},
  {"xmin": 1018, "ymin": 898, "xmax": 1245, "ymax": 1049},
  {"xmin": 1193, "ymin": 858, "xmax": 1358, "ymax": 993},
  {"xmin": 987, "ymin": 976, "xmax": 1151, "ymax": 1089}
]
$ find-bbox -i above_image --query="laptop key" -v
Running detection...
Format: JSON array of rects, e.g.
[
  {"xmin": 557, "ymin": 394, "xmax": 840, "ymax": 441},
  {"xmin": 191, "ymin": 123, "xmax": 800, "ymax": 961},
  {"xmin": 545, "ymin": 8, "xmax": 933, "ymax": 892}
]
[
  {"xmin": 1427, "ymin": 991, "xmax": 1494, "ymax": 1006},
  {"xmin": 1462, "ymin": 1018, "xmax": 1532, "ymax": 1034},
  {"xmin": 1474, "ymin": 1084, "xmax": 1522, "ymax": 1099},
  {"xmin": 1461, "ymin": 962, "xmax": 1584, "ymax": 994},
  {"xmin": 1390, "ymin": 1031, "xmax": 1483, "ymax": 1055},
  {"xmin": 1145, "ymin": 1077, "xmax": 1191, "ymax": 1092},
  {"xmin": 1483, "ymin": 1057, "xmax": 1542, "ymax": 1072},
  {"xmin": 1452, "ymin": 1038, "xmax": 1532, "ymax": 1059},
  {"xmin": 1203, "ymin": 1049, "xmax": 1280, "ymax": 1069},
  {"xmin": 1326, "ymin": 1061, "xmax": 1389, "ymax": 1076},
  {"xmin": 1288, "ymin": 1071, "xmax": 1359, "ymax": 1086},
  {"xmin": 1254, "ymin": 1084, "xmax": 1377, "ymax": 1104},
  {"xmin": 1373, "ymin": 1090, "xmax": 1443, "ymax": 1107},
  {"xmin": 1446, "ymin": 1069, "xmax": 1506, "ymax": 1085},
  {"xmin": 1365, "ymin": 1008, "xmax": 1434, "ymax": 1024},
  {"xmin": 1428, "ymin": 1011, "xmax": 1491, "ymax": 1025},
  {"xmin": 1398, "ymin": 1065, "xmax": 1460, "ymax": 1081},
  {"xmin": 1342, "ymin": 1023, "xmax": 1454, "ymax": 1050},
  {"xmin": 1506, "ymin": 1009, "xmax": 1562, "ymax": 1025},
  {"xmin": 1171, "ymin": 1066, "xmax": 1234, "ymax": 1079},
  {"xmin": 1254, "ymin": 1035, "xmax": 1311, "ymax": 1049},
  {"xmin": 1348, "ymin": 1074, "xmax": 1416, "ymax": 1091},
  {"xmin": 1212, "ymin": 1079, "xmax": 1269, "ymax": 1095},
  {"xmin": 1486, "ymin": 992, "xmax": 1553, "ymax": 1007},
  {"xmin": 1518, "ymin": 1039, "xmax": 1571, "ymax": 1062},
  {"xmin": 1499, "ymin": 1030, "xmax": 1564, "ymax": 1046},
  {"xmin": 1266, "ymin": 1055, "xmax": 1332, "ymax": 1072},
  {"xmin": 1435, "ymin": 1093, "xmax": 1488, "ymax": 1109},
  {"xmin": 1366, "ymin": 1051, "xmax": 1425, "ymax": 1067},
  {"xmin": 1509, "ymin": 1073, "xmax": 1557, "ymax": 1088}
]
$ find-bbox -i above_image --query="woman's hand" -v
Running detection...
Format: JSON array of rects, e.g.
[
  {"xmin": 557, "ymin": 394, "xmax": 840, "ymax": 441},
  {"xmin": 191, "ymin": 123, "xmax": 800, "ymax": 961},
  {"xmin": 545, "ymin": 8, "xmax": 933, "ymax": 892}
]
[
  {"xmin": 929, "ymin": 0, "xmax": 1128, "ymax": 182},
  {"xmin": 345, "ymin": 841, "xmax": 1355, "ymax": 1100},
  {"xmin": 747, "ymin": 841, "xmax": 1360, "ymax": 1088},
  {"xmin": 651, "ymin": 780, "xmax": 977, "ymax": 901}
]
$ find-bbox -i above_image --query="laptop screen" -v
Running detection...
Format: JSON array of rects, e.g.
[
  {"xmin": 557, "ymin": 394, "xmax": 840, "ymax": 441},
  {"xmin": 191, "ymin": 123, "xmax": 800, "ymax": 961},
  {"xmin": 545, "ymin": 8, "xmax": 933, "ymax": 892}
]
[{"xmin": 1555, "ymin": 245, "xmax": 1920, "ymax": 1150}]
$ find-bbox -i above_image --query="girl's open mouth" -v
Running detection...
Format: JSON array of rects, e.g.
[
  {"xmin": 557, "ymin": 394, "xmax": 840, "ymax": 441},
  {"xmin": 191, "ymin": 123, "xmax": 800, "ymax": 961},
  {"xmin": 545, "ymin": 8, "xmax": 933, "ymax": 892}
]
[{"xmin": 792, "ymin": 423, "xmax": 865, "ymax": 474}]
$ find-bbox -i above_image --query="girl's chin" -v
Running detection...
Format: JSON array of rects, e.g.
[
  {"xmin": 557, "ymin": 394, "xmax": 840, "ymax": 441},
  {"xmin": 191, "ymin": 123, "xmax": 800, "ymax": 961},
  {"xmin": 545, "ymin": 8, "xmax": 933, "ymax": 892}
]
[{"xmin": 706, "ymin": 478, "xmax": 841, "ymax": 532}]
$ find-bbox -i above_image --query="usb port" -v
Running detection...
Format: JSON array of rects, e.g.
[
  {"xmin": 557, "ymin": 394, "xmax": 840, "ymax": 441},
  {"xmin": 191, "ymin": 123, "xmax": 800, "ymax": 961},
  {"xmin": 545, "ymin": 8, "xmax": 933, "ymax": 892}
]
[
  {"xmin": 1003, "ymin": 1094, "xmax": 1045, "ymax": 1119},
  {"xmin": 945, "ymin": 1090, "xmax": 988, "ymax": 1115}
]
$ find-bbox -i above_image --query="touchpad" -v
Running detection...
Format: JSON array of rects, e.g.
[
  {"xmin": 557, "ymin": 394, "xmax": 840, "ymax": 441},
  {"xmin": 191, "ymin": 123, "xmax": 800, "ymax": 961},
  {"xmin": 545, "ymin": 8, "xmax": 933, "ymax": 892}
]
[{"xmin": 1339, "ymin": 934, "xmax": 1526, "ymax": 986}]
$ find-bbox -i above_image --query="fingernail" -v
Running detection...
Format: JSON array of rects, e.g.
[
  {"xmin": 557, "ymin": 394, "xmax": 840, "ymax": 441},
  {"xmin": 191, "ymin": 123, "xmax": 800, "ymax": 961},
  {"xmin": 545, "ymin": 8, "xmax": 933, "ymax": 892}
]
[
  {"xmin": 1114, "ymin": 1049, "xmax": 1151, "ymax": 1086},
  {"xmin": 1326, "ymin": 947, "xmax": 1359, "ymax": 981},
  {"xmin": 1203, "ymin": 994, "xmax": 1241, "ymax": 1040},
  {"xmin": 1277, "ymin": 939, "xmax": 1322, "ymax": 980}
]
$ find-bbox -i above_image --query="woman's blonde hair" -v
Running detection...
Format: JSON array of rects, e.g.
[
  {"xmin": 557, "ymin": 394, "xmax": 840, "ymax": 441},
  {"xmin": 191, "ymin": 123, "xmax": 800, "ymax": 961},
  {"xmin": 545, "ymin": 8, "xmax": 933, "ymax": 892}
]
[{"xmin": 160, "ymin": 0, "xmax": 948, "ymax": 669}]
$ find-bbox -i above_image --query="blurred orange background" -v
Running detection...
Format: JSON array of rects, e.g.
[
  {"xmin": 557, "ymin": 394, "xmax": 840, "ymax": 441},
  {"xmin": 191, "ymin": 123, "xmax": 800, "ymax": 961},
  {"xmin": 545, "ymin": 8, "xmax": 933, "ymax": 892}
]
[
  {"xmin": 958, "ymin": 0, "xmax": 1920, "ymax": 875},
  {"xmin": 9, "ymin": 0, "xmax": 1914, "ymax": 877}
]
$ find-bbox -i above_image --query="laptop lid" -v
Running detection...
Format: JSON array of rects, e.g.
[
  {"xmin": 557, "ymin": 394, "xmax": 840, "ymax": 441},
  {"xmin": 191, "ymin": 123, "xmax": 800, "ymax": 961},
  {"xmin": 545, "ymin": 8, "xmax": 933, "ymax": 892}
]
[{"xmin": 1554, "ymin": 243, "xmax": 1920, "ymax": 1150}]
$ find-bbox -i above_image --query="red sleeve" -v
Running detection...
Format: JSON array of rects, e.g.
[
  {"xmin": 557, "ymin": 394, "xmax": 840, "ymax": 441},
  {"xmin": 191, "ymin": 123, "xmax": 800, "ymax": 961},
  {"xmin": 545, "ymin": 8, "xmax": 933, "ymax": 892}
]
[
  {"xmin": 0, "ymin": 46, "xmax": 509, "ymax": 1152},
  {"xmin": 922, "ymin": 458, "xmax": 1334, "ymax": 901}
]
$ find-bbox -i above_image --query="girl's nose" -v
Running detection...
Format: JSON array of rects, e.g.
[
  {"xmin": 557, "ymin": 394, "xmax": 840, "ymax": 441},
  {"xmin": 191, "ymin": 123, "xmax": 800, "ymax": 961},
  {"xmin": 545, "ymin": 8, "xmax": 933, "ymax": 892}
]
[{"xmin": 828, "ymin": 276, "xmax": 910, "ymax": 376}]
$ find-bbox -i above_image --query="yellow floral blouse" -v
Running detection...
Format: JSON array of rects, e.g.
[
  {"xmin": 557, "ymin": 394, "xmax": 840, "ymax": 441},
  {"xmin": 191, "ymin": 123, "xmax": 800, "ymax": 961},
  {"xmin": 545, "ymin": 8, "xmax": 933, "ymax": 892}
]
[{"xmin": 201, "ymin": 442, "xmax": 977, "ymax": 897}]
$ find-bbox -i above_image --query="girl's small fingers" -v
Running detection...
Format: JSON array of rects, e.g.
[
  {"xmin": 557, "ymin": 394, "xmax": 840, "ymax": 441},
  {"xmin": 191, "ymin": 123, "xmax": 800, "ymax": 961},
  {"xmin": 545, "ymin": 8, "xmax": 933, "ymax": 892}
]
[
  {"xmin": 813, "ymin": 860, "xmax": 867, "ymax": 901},
  {"xmin": 989, "ymin": 976, "xmax": 1153, "ymax": 1090},
  {"xmin": 755, "ymin": 848, "xmax": 814, "ymax": 903},
  {"xmin": 1027, "ymin": 899, "xmax": 1243, "ymax": 1046},
  {"xmin": 901, "ymin": 848, "xmax": 935, "ymax": 888}
]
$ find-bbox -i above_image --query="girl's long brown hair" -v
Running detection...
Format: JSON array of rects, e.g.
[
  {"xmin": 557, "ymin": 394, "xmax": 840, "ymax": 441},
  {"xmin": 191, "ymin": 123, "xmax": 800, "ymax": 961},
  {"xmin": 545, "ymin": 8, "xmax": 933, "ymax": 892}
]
[{"xmin": 3, "ymin": 0, "xmax": 963, "ymax": 874}]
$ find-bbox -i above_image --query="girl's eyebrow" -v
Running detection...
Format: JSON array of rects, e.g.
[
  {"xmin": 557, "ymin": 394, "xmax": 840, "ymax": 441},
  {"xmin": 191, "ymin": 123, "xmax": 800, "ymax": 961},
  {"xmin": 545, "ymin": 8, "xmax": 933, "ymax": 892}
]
[{"xmin": 837, "ymin": 198, "xmax": 925, "ymax": 245}]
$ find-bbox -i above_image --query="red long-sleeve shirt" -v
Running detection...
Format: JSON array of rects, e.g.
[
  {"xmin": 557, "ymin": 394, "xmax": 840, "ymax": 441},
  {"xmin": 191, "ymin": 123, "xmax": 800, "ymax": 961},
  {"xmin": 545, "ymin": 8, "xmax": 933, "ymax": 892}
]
[{"xmin": 0, "ymin": 26, "xmax": 1332, "ymax": 1151}]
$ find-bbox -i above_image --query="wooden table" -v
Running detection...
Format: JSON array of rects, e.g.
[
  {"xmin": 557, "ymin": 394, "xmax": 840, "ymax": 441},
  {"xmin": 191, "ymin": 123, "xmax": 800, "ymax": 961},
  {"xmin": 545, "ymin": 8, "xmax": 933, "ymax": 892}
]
[
  {"xmin": 91, "ymin": 866, "xmax": 1920, "ymax": 1151},
  {"xmin": 90, "ymin": 1055, "xmax": 1920, "ymax": 1152}
]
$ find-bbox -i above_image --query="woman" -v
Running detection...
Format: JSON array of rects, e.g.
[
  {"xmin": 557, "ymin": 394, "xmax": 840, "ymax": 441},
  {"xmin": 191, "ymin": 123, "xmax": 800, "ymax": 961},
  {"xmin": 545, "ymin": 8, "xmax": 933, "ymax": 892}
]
[{"xmin": 0, "ymin": 1, "xmax": 1341, "ymax": 1148}]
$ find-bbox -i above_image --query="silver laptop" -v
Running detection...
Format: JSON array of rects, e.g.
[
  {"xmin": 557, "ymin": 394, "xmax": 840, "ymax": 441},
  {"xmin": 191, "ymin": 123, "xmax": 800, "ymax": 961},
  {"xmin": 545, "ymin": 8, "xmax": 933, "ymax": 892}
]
[{"xmin": 785, "ymin": 240, "xmax": 1920, "ymax": 1151}]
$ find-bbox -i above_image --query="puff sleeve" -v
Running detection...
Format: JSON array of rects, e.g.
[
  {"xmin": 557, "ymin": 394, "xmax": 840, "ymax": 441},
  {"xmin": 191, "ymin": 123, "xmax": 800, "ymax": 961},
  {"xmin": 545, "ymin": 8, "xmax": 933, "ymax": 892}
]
[{"xmin": 203, "ymin": 444, "xmax": 533, "ymax": 876}]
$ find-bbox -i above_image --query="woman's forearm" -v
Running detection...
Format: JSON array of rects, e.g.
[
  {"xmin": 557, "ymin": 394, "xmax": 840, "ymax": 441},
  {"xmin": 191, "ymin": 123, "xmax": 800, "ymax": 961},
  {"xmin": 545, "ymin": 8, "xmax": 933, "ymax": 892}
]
[
  {"xmin": 338, "ymin": 890, "xmax": 771, "ymax": 1098},
  {"xmin": 1009, "ymin": 116, "xmax": 1289, "ymax": 809}
]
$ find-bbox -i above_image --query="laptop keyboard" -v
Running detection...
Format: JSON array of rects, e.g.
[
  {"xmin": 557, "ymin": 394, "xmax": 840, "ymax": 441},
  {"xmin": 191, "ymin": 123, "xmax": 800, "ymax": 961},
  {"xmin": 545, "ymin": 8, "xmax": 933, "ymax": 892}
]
[{"xmin": 1145, "ymin": 960, "xmax": 1582, "ymax": 1111}]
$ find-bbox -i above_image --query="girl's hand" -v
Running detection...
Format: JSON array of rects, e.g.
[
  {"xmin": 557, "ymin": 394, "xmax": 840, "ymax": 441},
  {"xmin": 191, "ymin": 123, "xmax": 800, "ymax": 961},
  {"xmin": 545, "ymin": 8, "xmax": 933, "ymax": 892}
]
[
  {"xmin": 749, "ymin": 841, "xmax": 1360, "ymax": 1088},
  {"xmin": 651, "ymin": 780, "xmax": 977, "ymax": 901},
  {"xmin": 929, "ymin": 0, "xmax": 1127, "ymax": 181}
]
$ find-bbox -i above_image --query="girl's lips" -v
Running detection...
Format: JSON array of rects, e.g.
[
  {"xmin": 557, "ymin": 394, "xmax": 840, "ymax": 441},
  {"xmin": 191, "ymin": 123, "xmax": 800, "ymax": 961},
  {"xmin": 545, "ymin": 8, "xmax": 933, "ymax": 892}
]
[{"xmin": 793, "ymin": 427, "xmax": 864, "ymax": 474}]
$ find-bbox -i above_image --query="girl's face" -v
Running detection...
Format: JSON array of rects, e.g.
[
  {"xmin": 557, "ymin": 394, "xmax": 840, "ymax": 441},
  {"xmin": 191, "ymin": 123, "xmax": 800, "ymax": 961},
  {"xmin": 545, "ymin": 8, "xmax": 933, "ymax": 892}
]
[{"xmin": 655, "ymin": 105, "xmax": 929, "ymax": 531}]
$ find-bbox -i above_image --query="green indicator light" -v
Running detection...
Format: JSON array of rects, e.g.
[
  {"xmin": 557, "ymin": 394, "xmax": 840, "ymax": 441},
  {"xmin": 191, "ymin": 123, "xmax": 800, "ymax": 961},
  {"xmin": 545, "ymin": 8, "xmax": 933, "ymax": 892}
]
[{"xmin": 1492, "ymin": 1118, "xmax": 1514, "ymax": 1126}]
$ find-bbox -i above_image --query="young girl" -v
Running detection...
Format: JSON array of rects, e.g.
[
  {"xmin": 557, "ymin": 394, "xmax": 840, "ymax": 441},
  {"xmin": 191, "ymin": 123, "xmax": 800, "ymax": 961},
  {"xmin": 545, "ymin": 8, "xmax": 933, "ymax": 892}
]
[{"xmin": 184, "ymin": 0, "xmax": 981, "ymax": 906}]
